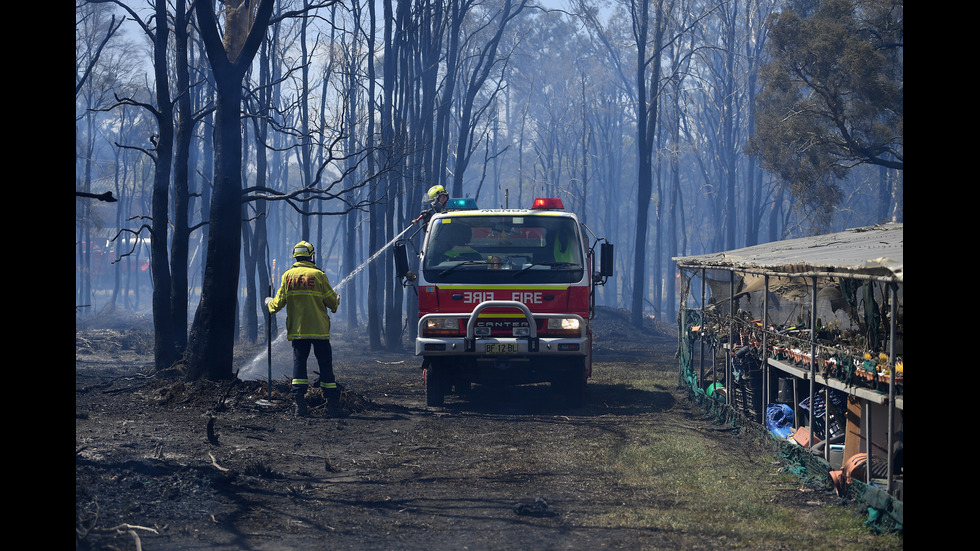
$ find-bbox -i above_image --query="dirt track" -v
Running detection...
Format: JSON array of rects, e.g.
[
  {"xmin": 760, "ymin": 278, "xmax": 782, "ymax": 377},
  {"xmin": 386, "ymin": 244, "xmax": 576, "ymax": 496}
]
[{"xmin": 76, "ymin": 309, "xmax": 888, "ymax": 550}]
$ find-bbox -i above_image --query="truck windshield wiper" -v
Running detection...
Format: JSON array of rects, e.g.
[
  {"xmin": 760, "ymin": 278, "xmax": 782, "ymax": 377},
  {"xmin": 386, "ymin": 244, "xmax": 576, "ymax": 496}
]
[
  {"xmin": 438, "ymin": 260, "xmax": 489, "ymax": 277},
  {"xmin": 512, "ymin": 262, "xmax": 578, "ymax": 278}
]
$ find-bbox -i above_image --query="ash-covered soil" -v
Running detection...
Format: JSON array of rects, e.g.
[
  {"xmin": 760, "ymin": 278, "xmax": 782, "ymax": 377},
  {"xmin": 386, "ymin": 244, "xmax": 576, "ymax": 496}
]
[{"xmin": 76, "ymin": 307, "xmax": 859, "ymax": 550}]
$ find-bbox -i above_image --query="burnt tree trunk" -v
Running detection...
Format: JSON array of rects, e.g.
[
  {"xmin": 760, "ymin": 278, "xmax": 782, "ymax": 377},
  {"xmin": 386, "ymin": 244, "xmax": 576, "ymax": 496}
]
[
  {"xmin": 630, "ymin": 0, "xmax": 665, "ymax": 327},
  {"xmin": 186, "ymin": 0, "xmax": 274, "ymax": 380},
  {"xmin": 150, "ymin": 0, "xmax": 177, "ymax": 371},
  {"xmin": 170, "ymin": 0, "xmax": 193, "ymax": 355}
]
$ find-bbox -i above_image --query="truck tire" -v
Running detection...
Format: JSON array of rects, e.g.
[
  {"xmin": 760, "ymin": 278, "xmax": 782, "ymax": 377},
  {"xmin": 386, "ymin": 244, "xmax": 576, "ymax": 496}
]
[
  {"xmin": 553, "ymin": 361, "xmax": 587, "ymax": 408},
  {"xmin": 451, "ymin": 379, "xmax": 471, "ymax": 395},
  {"xmin": 567, "ymin": 364, "xmax": 587, "ymax": 408},
  {"xmin": 424, "ymin": 365, "xmax": 445, "ymax": 407}
]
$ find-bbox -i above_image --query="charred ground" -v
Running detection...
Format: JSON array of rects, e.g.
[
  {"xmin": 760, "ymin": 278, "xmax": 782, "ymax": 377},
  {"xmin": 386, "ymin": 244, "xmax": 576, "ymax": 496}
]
[{"xmin": 76, "ymin": 307, "xmax": 886, "ymax": 550}]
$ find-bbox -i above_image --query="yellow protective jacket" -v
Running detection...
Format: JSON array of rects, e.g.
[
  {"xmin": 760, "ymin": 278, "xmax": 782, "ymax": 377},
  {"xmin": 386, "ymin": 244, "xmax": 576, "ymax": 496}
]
[{"xmin": 268, "ymin": 261, "xmax": 339, "ymax": 340}]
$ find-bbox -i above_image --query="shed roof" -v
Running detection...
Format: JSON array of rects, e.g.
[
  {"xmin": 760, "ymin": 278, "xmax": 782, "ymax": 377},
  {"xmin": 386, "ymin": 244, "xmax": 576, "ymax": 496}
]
[{"xmin": 673, "ymin": 223, "xmax": 903, "ymax": 282}]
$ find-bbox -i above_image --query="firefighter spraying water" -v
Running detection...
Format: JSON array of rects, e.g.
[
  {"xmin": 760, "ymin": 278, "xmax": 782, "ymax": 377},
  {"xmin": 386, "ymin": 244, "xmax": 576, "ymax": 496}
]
[
  {"xmin": 264, "ymin": 241, "xmax": 343, "ymax": 417},
  {"xmin": 241, "ymin": 224, "xmax": 415, "ymax": 385},
  {"xmin": 395, "ymin": 195, "xmax": 613, "ymax": 407}
]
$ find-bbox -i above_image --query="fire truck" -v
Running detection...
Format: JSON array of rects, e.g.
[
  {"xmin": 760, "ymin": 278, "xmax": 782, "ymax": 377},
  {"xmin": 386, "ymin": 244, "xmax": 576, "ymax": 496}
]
[{"xmin": 394, "ymin": 197, "xmax": 613, "ymax": 407}]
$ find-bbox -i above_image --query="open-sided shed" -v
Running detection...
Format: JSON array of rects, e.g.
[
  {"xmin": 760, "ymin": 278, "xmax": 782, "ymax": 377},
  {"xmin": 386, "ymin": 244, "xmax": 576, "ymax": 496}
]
[{"xmin": 674, "ymin": 223, "xmax": 903, "ymax": 525}]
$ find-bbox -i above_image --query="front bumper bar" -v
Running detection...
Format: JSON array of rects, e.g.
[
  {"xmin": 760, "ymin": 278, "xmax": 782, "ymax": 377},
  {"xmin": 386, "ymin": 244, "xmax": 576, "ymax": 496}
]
[{"xmin": 416, "ymin": 300, "xmax": 588, "ymax": 357}]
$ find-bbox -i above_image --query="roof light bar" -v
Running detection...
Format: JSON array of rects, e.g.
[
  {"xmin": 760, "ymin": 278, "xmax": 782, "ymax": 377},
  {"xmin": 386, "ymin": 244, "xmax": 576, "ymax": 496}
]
[
  {"xmin": 447, "ymin": 197, "xmax": 479, "ymax": 210},
  {"xmin": 531, "ymin": 197, "xmax": 564, "ymax": 210}
]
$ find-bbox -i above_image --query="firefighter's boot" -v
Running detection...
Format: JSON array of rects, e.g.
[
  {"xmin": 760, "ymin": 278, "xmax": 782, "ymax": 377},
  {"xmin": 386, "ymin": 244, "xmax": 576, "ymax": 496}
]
[
  {"xmin": 294, "ymin": 393, "xmax": 309, "ymax": 417},
  {"xmin": 325, "ymin": 387, "xmax": 347, "ymax": 418}
]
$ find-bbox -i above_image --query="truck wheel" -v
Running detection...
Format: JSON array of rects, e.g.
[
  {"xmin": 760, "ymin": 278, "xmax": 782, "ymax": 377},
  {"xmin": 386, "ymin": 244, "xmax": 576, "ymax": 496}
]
[
  {"xmin": 567, "ymin": 367, "xmax": 587, "ymax": 407},
  {"xmin": 451, "ymin": 379, "xmax": 471, "ymax": 395},
  {"xmin": 554, "ymin": 363, "xmax": 587, "ymax": 408},
  {"xmin": 424, "ymin": 366, "xmax": 445, "ymax": 407}
]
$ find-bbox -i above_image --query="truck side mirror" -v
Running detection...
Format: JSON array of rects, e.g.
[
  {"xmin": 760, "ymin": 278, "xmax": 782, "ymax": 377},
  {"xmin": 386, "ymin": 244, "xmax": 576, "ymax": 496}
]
[
  {"xmin": 394, "ymin": 242, "xmax": 410, "ymax": 278},
  {"xmin": 600, "ymin": 242, "xmax": 614, "ymax": 277}
]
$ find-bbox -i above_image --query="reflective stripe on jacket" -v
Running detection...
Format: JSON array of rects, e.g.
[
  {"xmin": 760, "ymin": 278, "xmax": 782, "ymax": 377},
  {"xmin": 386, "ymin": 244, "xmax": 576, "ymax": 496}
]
[{"xmin": 268, "ymin": 261, "xmax": 339, "ymax": 340}]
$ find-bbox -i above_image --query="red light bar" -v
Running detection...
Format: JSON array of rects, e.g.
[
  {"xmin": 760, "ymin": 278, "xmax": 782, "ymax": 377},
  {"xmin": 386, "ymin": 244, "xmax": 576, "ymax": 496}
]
[{"xmin": 531, "ymin": 197, "xmax": 564, "ymax": 210}]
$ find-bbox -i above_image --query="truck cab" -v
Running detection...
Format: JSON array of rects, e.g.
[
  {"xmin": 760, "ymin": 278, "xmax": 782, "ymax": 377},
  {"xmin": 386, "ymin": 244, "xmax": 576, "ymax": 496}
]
[{"xmin": 395, "ymin": 197, "xmax": 613, "ymax": 407}]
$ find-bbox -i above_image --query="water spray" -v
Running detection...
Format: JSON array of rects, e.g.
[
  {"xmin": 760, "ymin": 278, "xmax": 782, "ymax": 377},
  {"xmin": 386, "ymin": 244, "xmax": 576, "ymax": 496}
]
[{"xmin": 331, "ymin": 223, "xmax": 416, "ymax": 293}]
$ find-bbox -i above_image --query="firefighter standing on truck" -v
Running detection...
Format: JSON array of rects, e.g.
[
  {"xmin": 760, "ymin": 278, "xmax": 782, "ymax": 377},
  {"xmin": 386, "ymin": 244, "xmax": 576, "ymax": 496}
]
[
  {"xmin": 419, "ymin": 184, "xmax": 450, "ymax": 228},
  {"xmin": 265, "ymin": 241, "xmax": 343, "ymax": 417}
]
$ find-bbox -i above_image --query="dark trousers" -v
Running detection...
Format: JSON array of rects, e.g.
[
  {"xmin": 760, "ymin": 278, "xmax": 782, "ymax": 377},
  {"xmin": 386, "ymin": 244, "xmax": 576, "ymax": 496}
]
[{"xmin": 291, "ymin": 339, "xmax": 335, "ymax": 397}]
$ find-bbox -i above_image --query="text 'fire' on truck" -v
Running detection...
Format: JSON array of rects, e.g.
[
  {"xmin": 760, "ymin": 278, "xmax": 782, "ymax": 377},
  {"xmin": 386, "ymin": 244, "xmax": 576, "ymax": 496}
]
[{"xmin": 394, "ymin": 196, "xmax": 613, "ymax": 407}]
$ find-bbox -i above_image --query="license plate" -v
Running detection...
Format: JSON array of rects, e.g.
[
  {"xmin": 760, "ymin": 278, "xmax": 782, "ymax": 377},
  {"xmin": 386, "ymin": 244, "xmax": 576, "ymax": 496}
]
[{"xmin": 485, "ymin": 343, "xmax": 519, "ymax": 354}]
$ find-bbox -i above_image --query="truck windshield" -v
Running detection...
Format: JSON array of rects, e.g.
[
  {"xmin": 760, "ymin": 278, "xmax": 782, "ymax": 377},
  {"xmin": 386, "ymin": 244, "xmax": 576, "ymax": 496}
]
[{"xmin": 422, "ymin": 214, "xmax": 586, "ymax": 284}]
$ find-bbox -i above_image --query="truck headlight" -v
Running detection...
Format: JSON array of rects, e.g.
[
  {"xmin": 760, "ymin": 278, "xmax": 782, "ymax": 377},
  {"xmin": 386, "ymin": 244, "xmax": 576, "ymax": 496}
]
[
  {"xmin": 547, "ymin": 317, "xmax": 581, "ymax": 335},
  {"xmin": 423, "ymin": 317, "xmax": 461, "ymax": 336}
]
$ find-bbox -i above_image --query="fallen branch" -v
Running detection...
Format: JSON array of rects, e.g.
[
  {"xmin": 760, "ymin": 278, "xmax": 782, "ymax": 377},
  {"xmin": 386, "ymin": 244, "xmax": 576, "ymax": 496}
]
[
  {"xmin": 209, "ymin": 452, "xmax": 230, "ymax": 472},
  {"xmin": 104, "ymin": 523, "xmax": 159, "ymax": 534},
  {"xmin": 83, "ymin": 523, "xmax": 159, "ymax": 551},
  {"xmin": 76, "ymin": 190, "xmax": 118, "ymax": 202},
  {"xmin": 114, "ymin": 523, "xmax": 158, "ymax": 551}
]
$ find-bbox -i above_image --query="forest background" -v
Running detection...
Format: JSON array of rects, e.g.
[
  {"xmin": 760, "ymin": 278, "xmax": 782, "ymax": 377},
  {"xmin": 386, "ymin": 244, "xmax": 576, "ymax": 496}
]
[{"xmin": 75, "ymin": 0, "xmax": 903, "ymax": 378}]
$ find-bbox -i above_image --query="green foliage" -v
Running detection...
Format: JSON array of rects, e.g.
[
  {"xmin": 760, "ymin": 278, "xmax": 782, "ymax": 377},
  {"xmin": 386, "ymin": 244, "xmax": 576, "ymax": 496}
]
[{"xmin": 749, "ymin": 0, "xmax": 903, "ymax": 231}]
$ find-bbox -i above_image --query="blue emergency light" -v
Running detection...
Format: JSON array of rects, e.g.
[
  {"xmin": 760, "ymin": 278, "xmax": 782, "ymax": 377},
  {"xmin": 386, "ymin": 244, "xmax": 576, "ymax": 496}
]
[{"xmin": 447, "ymin": 197, "xmax": 478, "ymax": 210}]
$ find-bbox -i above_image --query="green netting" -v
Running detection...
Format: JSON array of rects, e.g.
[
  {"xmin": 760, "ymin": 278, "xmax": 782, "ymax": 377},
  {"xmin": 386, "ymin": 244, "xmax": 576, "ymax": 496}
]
[
  {"xmin": 677, "ymin": 307, "xmax": 902, "ymax": 534},
  {"xmin": 849, "ymin": 479, "xmax": 904, "ymax": 532}
]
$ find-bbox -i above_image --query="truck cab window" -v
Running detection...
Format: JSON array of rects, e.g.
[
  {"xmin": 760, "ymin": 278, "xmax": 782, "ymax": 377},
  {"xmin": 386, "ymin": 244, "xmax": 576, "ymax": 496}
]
[{"xmin": 422, "ymin": 215, "xmax": 584, "ymax": 284}]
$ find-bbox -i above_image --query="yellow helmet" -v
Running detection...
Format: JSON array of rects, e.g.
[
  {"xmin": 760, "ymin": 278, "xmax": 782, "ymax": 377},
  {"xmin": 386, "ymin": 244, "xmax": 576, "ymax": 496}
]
[
  {"xmin": 292, "ymin": 240, "xmax": 315, "ymax": 258},
  {"xmin": 427, "ymin": 184, "xmax": 448, "ymax": 202}
]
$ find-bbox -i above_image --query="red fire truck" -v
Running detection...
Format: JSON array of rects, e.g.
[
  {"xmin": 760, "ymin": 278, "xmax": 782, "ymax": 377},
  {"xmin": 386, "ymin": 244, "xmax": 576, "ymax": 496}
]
[{"xmin": 395, "ymin": 197, "xmax": 613, "ymax": 407}]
